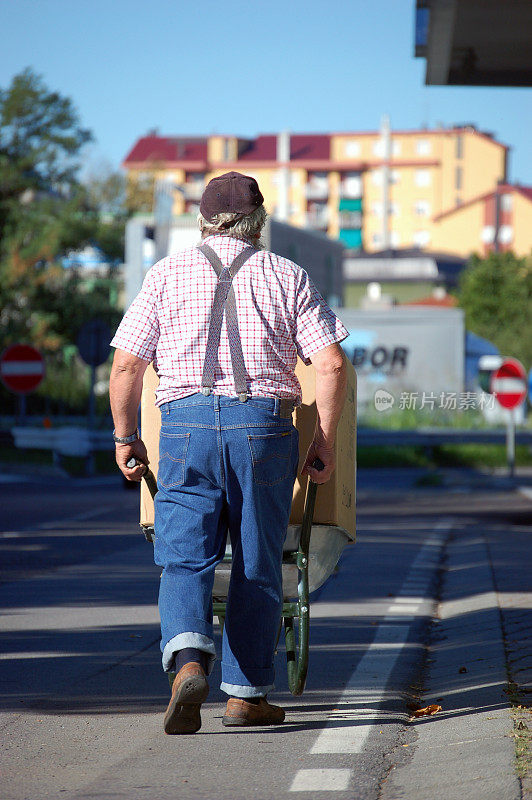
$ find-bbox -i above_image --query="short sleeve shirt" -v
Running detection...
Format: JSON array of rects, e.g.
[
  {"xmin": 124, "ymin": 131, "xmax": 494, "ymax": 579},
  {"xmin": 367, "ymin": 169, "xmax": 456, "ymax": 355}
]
[{"xmin": 111, "ymin": 234, "xmax": 349, "ymax": 406}]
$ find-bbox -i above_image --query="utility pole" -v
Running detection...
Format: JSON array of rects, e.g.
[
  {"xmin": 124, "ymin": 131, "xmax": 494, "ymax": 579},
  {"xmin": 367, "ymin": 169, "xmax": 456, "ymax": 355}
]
[
  {"xmin": 276, "ymin": 131, "xmax": 290, "ymax": 222},
  {"xmin": 493, "ymin": 179, "xmax": 502, "ymax": 253},
  {"xmin": 381, "ymin": 114, "xmax": 392, "ymax": 251}
]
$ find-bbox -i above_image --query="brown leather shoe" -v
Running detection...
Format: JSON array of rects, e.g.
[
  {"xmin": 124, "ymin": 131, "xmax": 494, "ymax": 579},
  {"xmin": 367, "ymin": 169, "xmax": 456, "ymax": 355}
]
[
  {"xmin": 163, "ymin": 662, "xmax": 209, "ymax": 734},
  {"xmin": 222, "ymin": 697, "xmax": 285, "ymax": 727}
]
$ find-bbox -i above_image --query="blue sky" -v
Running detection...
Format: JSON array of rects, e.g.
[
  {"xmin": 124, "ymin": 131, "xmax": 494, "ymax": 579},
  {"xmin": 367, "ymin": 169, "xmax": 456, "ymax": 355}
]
[{"xmin": 1, "ymin": 0, "xmax": 531, "ymax": 182}]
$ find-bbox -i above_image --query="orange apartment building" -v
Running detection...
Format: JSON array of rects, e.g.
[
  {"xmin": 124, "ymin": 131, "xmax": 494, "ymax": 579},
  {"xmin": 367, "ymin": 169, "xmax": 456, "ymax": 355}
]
[{"xmin": 123, "ymin": 125, "xmax": 531, "ymax": 257}]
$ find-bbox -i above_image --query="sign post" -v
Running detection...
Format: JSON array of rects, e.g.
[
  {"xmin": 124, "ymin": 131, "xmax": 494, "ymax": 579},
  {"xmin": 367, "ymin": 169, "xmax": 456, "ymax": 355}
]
[
  {"xmin": 0, "ymin": 344, "xmax": 45, "ymax": 424},
  {"xmin": 490, "ymin": 357, "xmax": 528, "ymax": 478},
  {"xmin": 76, "ymin": 320, "xmax": 111, "ymax": 474}
]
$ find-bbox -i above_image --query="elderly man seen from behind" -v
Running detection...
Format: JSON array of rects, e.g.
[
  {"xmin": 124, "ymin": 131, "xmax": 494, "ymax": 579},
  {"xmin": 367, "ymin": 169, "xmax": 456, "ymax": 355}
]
[{"xmin": 109, "ymin": 171, "xmax": 348, "ymax": 734}]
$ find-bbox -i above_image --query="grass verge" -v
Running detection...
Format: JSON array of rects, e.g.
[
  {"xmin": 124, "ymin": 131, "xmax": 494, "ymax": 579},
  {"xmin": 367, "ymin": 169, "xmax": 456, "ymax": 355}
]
[
  {"xmin": 357, "ymin": 444, "xmax": 532, "ymax": 469},
  {"xmin": 0, "ymin": 446, "xmax": 117, "ymax": 476}
]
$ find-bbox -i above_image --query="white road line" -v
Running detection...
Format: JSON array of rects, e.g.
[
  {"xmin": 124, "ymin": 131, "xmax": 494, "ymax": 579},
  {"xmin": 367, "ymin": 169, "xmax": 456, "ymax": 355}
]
[
  {"xmin": 1, "ymin": 506, "xmax": 118, "ymax": 537},
  {"xmin": 290, "ymin": 769, "xmax": 351, "ymax": 792},
  {"xmin": 519, "ymin": 486, "xmax": 532, "ymax": 501},
  {"xmin": 36, "ymin": 506, "xmax": 116, "ymax": 530},
  {"xmin": 290, "ymin": 518, "xmax": 453, "ymax": 792},
  {"xmin": 0, "ymin": 651, "xmax": 87, "ymax": 660}
]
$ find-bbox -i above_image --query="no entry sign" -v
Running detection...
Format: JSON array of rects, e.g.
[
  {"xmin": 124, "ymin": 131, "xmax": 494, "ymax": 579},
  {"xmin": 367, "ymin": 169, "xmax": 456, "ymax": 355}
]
[
  {"xmin": 490, "ymin": 357, "xmax": 527, "ymax": 410},
  {"xmin": 0, "ymin": 344, "xmax": 45, "ymax": 394}
]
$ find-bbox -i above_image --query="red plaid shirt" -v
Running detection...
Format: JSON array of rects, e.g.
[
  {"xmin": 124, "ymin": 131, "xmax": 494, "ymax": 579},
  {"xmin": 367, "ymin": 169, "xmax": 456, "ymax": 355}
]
[{"xmin": 111, "ymin": 234, "xmax": 348, "ymax": 406}]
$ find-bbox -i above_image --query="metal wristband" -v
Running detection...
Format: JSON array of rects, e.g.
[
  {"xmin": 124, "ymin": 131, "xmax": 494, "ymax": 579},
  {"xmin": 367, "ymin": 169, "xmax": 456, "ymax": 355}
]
[{"xmin": 113, "ymin": 428, "xmax": 139, "ymax": 444}]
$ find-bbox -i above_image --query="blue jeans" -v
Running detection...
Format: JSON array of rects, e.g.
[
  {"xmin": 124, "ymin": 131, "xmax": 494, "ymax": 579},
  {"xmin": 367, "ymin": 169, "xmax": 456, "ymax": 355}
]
[{"xmin": 153, "ymin": 393, "xmax": 299, "ymax": 698}]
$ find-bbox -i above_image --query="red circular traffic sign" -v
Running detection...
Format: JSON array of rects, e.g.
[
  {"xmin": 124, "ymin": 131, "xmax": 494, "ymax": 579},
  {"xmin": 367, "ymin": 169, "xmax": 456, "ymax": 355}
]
[
  {"xmin": 0, "ymin": 344, "xmax": 45, "ymax": 394},
  {"xmin": 490, "ymin": 357, "xmax": 527, "ymax": 409}
]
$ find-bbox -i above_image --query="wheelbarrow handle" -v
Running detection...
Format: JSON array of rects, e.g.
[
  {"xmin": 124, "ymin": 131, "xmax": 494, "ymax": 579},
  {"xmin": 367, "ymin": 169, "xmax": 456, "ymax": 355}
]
[{"xmin": 126, "ymin": 457, "xmax": 158, "ymax": 499}]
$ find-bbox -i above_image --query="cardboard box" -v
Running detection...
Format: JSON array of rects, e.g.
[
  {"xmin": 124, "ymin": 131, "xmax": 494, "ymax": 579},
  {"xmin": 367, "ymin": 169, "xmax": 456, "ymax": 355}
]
[
  {"xmin": 140, "ymin": 359, "xmax": 356, "ymax": 541},
  {"xmin": 289, "ymin": 358, "xmax": 357, "ymax": 540}
]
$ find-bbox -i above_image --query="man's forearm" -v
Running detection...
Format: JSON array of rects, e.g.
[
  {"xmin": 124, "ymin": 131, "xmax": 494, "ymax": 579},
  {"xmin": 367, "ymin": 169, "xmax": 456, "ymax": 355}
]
[
  {"xmin": 109, "ymin": 351, "xmax": 148, "ymax": 436},
  {"xmin": 314, "ymin": 357, "xmax": 347, "ymax": 448}
]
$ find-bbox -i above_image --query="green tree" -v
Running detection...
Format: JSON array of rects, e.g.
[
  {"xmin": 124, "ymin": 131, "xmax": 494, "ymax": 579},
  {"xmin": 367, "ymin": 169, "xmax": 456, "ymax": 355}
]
[
  {"xmin": 0, "ymin": 69, "xmax": 125, "ymax": 351},
  {"xmin": 0, "ymin": 69, "xmax": 123, "ymax": 416},
  {"xmin": 458, "ymin": 251, "xmax": 532, "ymax": 368},
  {"xmin": 82, "ymin": 164, "xmax": 127, "ymax": 264}
]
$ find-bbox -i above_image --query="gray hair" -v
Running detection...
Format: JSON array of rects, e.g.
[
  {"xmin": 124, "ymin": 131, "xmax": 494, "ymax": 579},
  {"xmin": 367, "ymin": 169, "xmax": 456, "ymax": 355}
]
[{"xmin": 198, "ymin": 205, "xmax": 267, "ymax": 246}]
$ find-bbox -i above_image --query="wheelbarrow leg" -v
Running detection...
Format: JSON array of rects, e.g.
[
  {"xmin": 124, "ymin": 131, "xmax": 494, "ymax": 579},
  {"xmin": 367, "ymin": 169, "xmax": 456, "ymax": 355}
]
[{"xmin": 284, "ymin": 476, "xmax": 318, "ymax": 696}]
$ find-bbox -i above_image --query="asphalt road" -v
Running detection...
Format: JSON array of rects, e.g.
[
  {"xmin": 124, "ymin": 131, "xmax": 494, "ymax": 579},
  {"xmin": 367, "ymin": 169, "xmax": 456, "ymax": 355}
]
[{"xmin": 0, "ymin": 469, "xmax": 530, "ymax": 800}]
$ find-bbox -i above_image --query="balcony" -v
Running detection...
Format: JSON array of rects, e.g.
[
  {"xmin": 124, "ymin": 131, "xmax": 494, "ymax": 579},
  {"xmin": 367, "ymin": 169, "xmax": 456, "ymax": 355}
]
[
  {"xmin": 305, "ymin": 182, "xmax": 329, "ymax": 200},
  {"xmin": 339, "ymin": 211, "xmax": 362, "ymax": 230},
  {"xmin": 307, "ymin": 210, "xmax": 329, "ymax": 230}
]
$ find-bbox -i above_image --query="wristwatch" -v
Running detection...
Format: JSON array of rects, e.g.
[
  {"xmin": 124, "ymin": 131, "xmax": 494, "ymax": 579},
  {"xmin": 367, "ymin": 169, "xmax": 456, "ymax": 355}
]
[{"xmin": 113, "ymin": 428, "xmax": 139, "ymax": 444}]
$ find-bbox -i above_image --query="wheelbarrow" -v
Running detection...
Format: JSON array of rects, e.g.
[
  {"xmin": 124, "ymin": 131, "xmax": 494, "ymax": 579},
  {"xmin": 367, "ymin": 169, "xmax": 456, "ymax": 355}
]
[{"xmin": 130, "ymin": 457, "xmax": 353, "ymax": 696}]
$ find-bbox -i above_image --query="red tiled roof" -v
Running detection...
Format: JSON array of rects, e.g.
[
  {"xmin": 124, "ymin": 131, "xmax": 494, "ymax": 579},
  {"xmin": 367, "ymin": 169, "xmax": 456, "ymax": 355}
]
[
  {"xmin": 331, "ymin": 126, "xmax": 509, "ymax": 150},
  {"xmin": 516, "ymin": 185, "xmax": 532, "ymax": 202},
  {"xmin": 433, "ymin": 183, "xmax": 532, "ymax": 222},
  {"xmin": 238, "ymin": 134, "xmax": 331, "ymax": 162},
  {"xmin": 123, "ymin": 136, "xmax": 208, "ymax": 165}
]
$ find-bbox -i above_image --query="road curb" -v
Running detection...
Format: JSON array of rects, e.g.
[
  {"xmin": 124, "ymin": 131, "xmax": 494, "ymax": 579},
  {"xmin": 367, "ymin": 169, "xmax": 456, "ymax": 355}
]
[{"xmin": 382, "ymin": 525, "xmax": 520, "ymax": 800}]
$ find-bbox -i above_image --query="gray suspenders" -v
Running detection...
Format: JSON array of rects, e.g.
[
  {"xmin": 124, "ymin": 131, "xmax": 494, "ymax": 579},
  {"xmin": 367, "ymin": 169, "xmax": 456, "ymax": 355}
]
[{"xmin": 197, "ymin": 243, "xmax": 257, "ymax": 402}]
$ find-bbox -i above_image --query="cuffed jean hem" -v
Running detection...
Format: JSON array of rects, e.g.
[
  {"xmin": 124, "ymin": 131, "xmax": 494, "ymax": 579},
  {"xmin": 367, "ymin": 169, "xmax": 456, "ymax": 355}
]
[
  {"xmin": 162, "ymin": 632, "xmax": 216, "ymax": 675},
  {"xmin": 220, "ymin": 681, "xmax": 274, "ymax": 699},
  {"xmin": 220, "ymin": 661, "xmax": 275, "ymax": 688}
]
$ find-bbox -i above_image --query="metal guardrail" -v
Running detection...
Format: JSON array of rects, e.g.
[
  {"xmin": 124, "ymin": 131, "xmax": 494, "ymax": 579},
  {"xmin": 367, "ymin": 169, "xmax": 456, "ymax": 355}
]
[
  {"xmin": 11, "ymin": 427, "xmax": 112, "ymax": 457},
  {"xmin": 357, "ymin": 427, "xmax": 532, "ymax": 447},
  {"xmin": 8, "ymin": 425, "xmax": 532, "ymax": 458}
]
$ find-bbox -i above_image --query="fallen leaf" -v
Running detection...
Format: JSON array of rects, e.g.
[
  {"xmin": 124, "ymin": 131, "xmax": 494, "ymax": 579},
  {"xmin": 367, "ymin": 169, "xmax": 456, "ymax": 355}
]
[{"xmin": 412, "ymin": 704, "xmax": 442, "ymax": 718}]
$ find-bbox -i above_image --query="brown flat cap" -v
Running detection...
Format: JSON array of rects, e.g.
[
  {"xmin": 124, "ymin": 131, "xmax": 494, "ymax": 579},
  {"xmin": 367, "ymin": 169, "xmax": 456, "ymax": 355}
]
[{"xmin": 200, "ymin": 171, "xmax": 264, "ymax": 223}]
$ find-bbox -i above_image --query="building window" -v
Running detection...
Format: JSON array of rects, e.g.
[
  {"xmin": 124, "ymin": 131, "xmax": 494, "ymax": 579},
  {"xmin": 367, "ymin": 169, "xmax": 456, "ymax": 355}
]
[
  {"xmin": 373, "ymin": 139, "xmax": 401, "ymax": 157},
  {"xmin": 344, "ymin": 141, "xmax": 361, "ymax": 158},
  {"xmin": 498, "ymin": 225, "xmax": 513, "ymax": 244},
  {"xmin": 501, "ymin": 193, "xmax": 513, "ymax": 212},
  {"xmin": 389, "ymin": 202, "xmax": 400, "ymax": 216},
  {"xmin": 455, "ymin": 166, "xmax": 462, "ymax": 190},
  {"xmin": 455, "ymin": 134, "xmax": 463, "ymax": 159},
  {"xmin": 372, "ymin": 232, "xmax": 383, "ymax": 247},
  {"xmin": 371, "ymin": 201, "xmax": 382, "ymax": 216},
  {"xmin": 390, "ymin": 230, "xmax": 400, "ymax": 247},
  {"xmin": 306, "ymin": 172, "xmax": 328, "ymax": 199},
  {"xmin": 222, "ymin": 139, "xmax": 231, "ymax": 161},
  {"xmin": 455, "ymin": 196, "xmax": 462, "ymax": 206},
  {"xmin": 415, "ymin": 169, "xmax": 431, "ymax": 187},
  {"xmin": 416, "ymin": 139, "xmax": 431, "ymax": 155},
  {"xmin": 341, "ymin": 172, "xmax": 362, "ymax": 198},
  {"xmin": 372, "ymin": 168, "xmax": 399, "ymax": 186},
  {"xmin": 137, "ymin": 171, "xmax": 153, "ymax": 189},
  {"xmin": 414, "ymin": 200, "xmax": 430, "ymax": 216},
  {"xmin": 413, "ymin": 230, "xmax": 430, "ymax": 247},
  {"xmin": 481, "ymin": 226, "xmax": 495, "ymax": 244}
]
